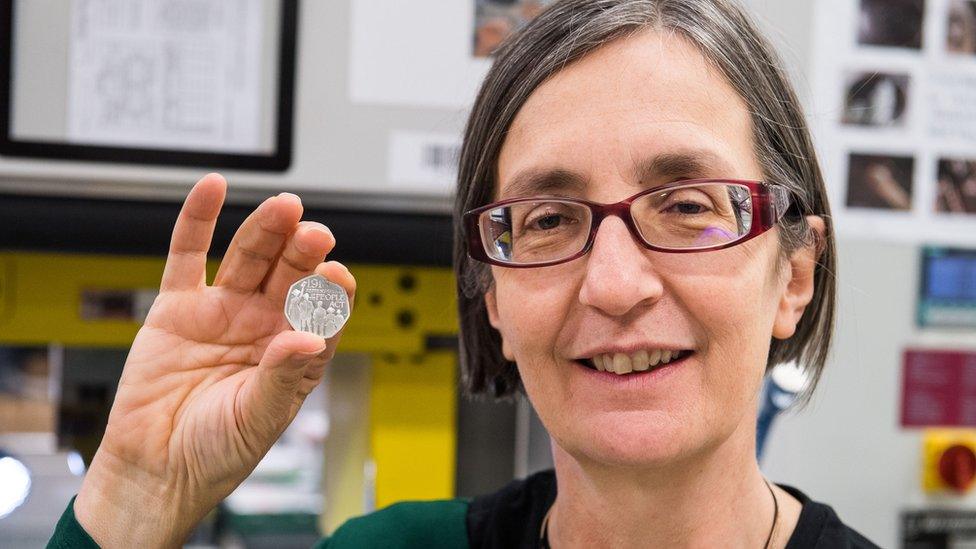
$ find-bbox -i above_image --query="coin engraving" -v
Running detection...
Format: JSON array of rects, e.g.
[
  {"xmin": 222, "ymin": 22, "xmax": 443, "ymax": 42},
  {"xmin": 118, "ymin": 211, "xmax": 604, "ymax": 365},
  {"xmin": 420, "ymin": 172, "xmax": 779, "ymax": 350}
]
[{"xmin": 285, "ymin": 274, "xmax": 350, "ymax": 338}]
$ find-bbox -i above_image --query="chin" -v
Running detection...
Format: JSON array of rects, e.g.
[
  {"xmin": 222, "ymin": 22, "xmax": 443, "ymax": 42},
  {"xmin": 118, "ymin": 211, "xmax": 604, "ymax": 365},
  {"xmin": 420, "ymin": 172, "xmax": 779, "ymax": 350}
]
[{"xmin": 556, "ymin": 410, "xmax": 712, "ymax": 470}]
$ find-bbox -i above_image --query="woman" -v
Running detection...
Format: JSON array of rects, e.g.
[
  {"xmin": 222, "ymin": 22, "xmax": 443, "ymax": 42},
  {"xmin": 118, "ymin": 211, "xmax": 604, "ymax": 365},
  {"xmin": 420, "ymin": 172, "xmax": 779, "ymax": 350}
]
[{"xmin": 49, "ymin": 0, "xmax": 877, "ymax": 547}]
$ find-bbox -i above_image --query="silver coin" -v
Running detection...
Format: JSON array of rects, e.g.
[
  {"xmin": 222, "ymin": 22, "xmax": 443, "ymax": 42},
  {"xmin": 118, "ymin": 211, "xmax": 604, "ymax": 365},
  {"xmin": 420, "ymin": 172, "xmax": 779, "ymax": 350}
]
[{"xmin": 284, "ymin": 274, "xmax": 350, "ymax": 338}]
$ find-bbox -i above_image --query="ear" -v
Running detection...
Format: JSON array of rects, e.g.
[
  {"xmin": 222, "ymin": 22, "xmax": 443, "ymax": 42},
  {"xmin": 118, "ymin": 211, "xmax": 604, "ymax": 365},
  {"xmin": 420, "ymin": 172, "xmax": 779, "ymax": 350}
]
[
  {"xmin": 772, "ymin": 216, "xmax": 825, "ymax": 340},
  {"xmin": 484, "ymin": 286, "xmax": 515, "ymax": 361}
]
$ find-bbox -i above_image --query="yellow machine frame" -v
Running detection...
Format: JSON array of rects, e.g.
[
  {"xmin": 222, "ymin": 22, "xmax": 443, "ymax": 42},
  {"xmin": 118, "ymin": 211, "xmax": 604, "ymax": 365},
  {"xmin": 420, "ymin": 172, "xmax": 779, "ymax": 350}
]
[{"xmin": 0, "ymin": 251, "xmax": 459, "ymax": 532}]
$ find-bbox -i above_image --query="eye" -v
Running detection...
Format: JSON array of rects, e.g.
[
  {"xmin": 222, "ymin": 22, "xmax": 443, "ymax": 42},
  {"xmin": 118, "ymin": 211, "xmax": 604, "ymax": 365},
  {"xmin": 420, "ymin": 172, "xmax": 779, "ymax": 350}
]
[
  {"xmin": 661, "ymin": 196, "xmax": 712, "ymax": 215},
  {"xmin": 534, "ymin": 213, "xmax": 564, "ymax": 230},
  {"xmin": 654, "ymin": 186, "xmax": 720, "ymax": 216},
  {"xmin": 669, "ymin": 202, "xmax": 708, "ymax": 215},
  {"xmin": 521, "ymin": 203, "xmax": 580, "ymax": 232}
]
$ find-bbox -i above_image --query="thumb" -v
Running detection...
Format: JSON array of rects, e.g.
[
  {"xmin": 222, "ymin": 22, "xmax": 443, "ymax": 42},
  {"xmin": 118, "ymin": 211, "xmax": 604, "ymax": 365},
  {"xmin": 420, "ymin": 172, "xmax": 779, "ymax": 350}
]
[{"xmin": 238, "ymin": 330, "xmax": 325, "ymax": 445}]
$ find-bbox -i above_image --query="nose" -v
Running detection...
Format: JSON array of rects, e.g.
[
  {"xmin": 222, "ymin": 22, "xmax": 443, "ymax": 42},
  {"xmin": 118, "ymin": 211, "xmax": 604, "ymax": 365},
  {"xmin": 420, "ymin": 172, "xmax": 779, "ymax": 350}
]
[{"xmin": 578, "ymin": 215, "xmax": 665, "ymax": 316}]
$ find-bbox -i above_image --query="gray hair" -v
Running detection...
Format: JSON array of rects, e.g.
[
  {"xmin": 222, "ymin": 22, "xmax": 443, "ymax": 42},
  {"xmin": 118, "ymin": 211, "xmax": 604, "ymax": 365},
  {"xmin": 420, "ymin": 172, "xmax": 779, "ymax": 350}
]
[{"xmin": 453, "ymin": 0, "xmax": 836, "ymax": 404}]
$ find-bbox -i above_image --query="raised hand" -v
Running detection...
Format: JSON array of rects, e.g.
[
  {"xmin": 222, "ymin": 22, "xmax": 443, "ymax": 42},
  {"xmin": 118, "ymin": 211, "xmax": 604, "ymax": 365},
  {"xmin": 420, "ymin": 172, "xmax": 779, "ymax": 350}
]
[{"xmin": 73, "ymin": 174, "xmax": 356, "ymax": 548}]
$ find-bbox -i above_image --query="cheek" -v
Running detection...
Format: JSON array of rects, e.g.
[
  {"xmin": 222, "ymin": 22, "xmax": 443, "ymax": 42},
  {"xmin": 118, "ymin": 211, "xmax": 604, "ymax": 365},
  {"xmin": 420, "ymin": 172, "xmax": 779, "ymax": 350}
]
[
  {"xmin": 492, "ymin": 266, "xmax": 578, "ymax": 358},
  {"xmin": 666, "ymin": 244, "xmax": 784, "ymax": 394},
  {"xmin": 492, "ymin": 267, "xmax": 581, "ymax": 399},
  {"xmin": 674, "ymin": 239, "xmax": 782, "ymax": 329}
]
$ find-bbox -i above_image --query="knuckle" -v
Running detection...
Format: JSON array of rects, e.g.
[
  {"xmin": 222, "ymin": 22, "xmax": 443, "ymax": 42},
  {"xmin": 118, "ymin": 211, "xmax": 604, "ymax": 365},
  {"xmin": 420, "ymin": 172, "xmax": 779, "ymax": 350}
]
[{"xmin": 281, "ymin": 252, "xmax": 316, "ymax": 272}]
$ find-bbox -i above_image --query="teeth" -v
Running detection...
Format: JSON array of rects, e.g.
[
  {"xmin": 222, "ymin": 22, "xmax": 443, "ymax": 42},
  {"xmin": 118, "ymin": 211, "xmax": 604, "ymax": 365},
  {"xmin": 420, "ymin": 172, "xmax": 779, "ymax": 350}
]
[
  {"xmin": 590, "ymin": 349, "xmax": 687, "ymax": 375},
  {"xmin": 633, "ymin": 349, "xmax": 650, "ymax": 371},
  {"xmin": 613, "ymin": 353, "xmax": 631, "ymax": 375},
  {"xmin": 648, "ymin": 349, "xmax": 662, "ymax": 367}
]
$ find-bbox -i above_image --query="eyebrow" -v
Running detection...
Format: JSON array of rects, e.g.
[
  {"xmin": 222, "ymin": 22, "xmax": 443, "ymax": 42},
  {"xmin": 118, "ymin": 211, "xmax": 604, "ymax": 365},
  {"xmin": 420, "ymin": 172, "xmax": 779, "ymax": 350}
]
[
  {"xmin": 499, "ymin": 168, "xmax": 588, "ymax": 199},
  {"xmin": 498, "ymin": 149, "xmax": 736, "ymax": 199},
  {"xmin": 634, "ymin": 149, "xmax": 735, "ymax": 182}
]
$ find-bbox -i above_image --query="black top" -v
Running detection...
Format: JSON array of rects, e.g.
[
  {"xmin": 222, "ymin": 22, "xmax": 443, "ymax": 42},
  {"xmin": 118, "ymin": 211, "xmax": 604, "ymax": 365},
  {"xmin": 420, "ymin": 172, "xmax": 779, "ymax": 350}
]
[
  {"xmin": 466, "ymin": 469, "xmax": 879, "ymax": 548},
  {"xmin": 48, "ymin": 471, "xmax": 879, "ymax": 548}
]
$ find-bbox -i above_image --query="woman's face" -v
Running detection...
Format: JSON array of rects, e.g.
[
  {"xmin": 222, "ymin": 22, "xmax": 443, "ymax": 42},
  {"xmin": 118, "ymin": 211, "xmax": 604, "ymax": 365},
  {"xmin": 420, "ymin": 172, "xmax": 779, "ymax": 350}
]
[{"xmin": 485, "ymin": 30, "xmax": 817, "ymax": 468}]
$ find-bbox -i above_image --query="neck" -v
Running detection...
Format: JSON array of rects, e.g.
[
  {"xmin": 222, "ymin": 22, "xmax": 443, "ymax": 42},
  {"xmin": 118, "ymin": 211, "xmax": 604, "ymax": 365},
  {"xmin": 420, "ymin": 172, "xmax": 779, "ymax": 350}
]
[{"xmin": 547, "ymin": 418, "xmax": 776, "ymax": 548}]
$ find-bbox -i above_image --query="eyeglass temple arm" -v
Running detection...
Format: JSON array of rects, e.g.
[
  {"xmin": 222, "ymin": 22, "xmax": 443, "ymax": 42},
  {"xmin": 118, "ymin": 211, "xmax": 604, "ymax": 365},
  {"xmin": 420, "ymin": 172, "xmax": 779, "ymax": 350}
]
[{"xmin": 767, "ymin": 185, "xmax": 792, "ymax": 223}]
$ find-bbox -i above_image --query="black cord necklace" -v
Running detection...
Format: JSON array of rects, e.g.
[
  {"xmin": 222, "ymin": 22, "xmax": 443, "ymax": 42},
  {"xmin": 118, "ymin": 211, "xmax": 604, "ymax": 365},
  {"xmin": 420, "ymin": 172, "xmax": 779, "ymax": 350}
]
[
  {"xmin": 539, "ymin": 479, "xmax": 780, "ymax": 548},
  {"xmin": 762, "ymin": 479, "xmax": 780, "ymax": 549}
]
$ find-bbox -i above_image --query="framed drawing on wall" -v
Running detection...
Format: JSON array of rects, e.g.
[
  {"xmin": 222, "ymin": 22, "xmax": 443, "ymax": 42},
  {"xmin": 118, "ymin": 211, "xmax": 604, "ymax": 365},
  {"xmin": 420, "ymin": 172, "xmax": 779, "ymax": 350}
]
[{"xmin": 0, "ymin": 0, "xmax": 297, "ymax": 171}]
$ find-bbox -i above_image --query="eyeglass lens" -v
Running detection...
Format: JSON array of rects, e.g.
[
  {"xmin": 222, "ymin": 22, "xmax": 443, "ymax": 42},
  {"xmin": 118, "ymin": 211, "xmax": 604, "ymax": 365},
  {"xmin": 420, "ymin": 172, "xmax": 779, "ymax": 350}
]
[{"xmin": 479, "ymin": 182, "xmax": 754, "ymax": 265}]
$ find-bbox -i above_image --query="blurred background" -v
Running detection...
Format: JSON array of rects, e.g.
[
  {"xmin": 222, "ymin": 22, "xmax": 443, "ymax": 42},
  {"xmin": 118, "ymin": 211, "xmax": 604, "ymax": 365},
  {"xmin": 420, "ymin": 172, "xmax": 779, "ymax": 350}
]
[{"xmin": 0, "ymin": 0, "xmax": 975, "ymax": 547}]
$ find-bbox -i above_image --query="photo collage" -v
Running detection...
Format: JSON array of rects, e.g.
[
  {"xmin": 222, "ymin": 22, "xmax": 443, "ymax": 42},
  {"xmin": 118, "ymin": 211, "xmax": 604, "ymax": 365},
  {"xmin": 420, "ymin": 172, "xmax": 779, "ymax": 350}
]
[
  {"xmin": 843, "ymin": 0, "xmax": 976, "ymax": 216},
  {"xmin": 476, "ymin": 1, "xmax": 976, "ymax": 221},
  {"xmin": 472, "ymin": 0, "xmax": 554, "ymax": 57}
]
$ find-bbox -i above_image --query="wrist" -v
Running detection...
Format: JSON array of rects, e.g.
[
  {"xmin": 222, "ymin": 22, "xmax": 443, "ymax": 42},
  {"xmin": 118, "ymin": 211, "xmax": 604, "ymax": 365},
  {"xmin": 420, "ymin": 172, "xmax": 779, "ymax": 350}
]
[{"xmin": 74, "ymin": 450, "xmax": 193, "ymax": 549}]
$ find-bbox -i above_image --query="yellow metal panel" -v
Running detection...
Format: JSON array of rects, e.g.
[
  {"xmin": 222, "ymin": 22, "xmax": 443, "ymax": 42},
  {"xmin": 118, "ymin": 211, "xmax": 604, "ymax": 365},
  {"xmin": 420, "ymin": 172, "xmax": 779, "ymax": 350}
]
[
  {"xmin": 0, "ymin": 252, "xmax": 458, "ymax": 354},
  {"xmin": 0, "ymin": 256, "xmax": 13, "ymax": 323},
  {"xmin": 0, "ymin": 252, "xmax": 169, "ymax": 346},
  {"xmin": 341, "ymin": 264, "xmax": 458, "ymax": 354},
  {"xmin": 370, "ymin": 351, "xmax": 457, "ymax": 507}
]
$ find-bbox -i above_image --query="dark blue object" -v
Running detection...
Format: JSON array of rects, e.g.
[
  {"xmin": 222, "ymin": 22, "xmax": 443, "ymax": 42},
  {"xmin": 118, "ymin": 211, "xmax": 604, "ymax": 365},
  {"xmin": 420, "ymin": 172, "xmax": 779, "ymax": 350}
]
[{"xmin": 757, "ymin": 376, "xmax": 799, "ymax": 461}]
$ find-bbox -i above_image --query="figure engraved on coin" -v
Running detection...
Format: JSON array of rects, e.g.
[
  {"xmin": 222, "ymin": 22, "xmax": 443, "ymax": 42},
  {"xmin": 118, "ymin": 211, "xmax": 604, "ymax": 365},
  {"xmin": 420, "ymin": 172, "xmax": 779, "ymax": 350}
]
[{"xmin": 285, "ymin": 274, "xmax": 350, "ymax": 338}]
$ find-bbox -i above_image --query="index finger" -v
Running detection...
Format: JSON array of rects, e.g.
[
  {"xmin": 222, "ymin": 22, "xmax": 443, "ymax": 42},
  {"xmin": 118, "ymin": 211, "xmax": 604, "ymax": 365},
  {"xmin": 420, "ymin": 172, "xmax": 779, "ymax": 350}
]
[{"xmin": 160, "ymin": 174, "xmax": 227, "ymax": 292}]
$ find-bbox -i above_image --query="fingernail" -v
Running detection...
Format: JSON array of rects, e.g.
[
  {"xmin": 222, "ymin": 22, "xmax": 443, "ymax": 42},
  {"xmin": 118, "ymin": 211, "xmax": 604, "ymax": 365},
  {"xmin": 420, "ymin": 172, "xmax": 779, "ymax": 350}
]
[
  {"xmin": 295, "ymin": 224, "xmax": 331, "ymax": 254},
  {"xmin": 305, "ymin": 223, "xmax": 330, "ymax": 238},
  {"xmin": 297, "ymin": 345, "xmax": 327, "ymax": 359},
  {"xmin": 277, "ymin": 192, "xmax": 301, "ymax": 204}
]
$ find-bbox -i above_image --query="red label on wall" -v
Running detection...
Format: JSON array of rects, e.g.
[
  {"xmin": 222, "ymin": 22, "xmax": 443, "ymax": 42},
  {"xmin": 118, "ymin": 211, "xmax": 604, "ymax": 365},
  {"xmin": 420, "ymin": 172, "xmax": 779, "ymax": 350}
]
[{"xmin": 902, "ymin": 349, "xmax": 976, "ymax": 427}]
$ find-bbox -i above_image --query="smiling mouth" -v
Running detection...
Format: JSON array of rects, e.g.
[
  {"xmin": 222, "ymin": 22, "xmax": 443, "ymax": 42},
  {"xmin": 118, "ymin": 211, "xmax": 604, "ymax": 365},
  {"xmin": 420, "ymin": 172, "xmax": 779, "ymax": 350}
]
[{"xmin": 576, "ymin": 349, "xmax": 694, "ymax": 376}]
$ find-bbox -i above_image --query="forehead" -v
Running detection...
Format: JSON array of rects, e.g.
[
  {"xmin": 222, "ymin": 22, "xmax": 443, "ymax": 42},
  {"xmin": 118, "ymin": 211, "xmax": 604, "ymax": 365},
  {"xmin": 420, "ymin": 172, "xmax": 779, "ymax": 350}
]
[{"xmin": 496, "ymin": 29, "xmax": 758, "ymax": 198}]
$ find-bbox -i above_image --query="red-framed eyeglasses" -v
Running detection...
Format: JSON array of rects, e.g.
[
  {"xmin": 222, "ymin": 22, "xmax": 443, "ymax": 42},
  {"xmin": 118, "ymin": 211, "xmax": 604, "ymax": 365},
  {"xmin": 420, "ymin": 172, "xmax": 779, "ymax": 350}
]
[{"xmin": 463, "ymin": 179, "xmax": 792, "ymax": 268}]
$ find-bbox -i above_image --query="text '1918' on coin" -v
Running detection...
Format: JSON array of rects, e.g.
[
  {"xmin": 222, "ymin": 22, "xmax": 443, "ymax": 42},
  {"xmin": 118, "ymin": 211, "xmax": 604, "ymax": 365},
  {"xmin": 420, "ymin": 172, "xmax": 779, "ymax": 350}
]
[{"xmin": 284, "ymin": 274, "xmax": 350, "ymax": 338}]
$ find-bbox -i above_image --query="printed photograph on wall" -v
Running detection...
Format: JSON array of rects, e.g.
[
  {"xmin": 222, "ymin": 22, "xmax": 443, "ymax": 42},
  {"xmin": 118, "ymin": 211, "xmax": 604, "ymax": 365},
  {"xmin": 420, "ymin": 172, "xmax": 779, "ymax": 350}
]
[
  {"xmin": 936, "ymin": 158, "xmax": 976, "ymax": 214},
  {"xmin": 473, "ymin": 0, "xmax": 552, "ymax": 57},
  {"xmin": 846, "ymin": 153, "xmax": 915, "ymax": 211},
  {"xmin": 842, "ymin": 71, "xmax": 910, "ymax": 127},
  {"xmin": 858, "ymin": 0, "xmax": 925, "ymax": 49},
  {"xmin": 947, "ymin": 0, "xmax": 976, "ymax": 54}
]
